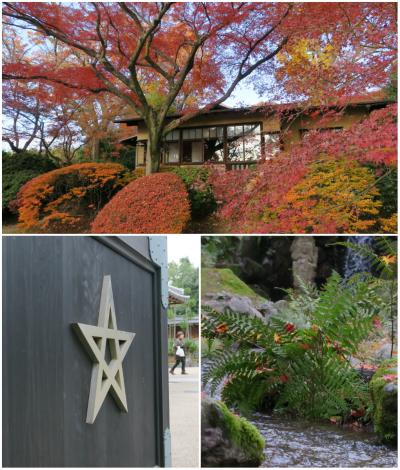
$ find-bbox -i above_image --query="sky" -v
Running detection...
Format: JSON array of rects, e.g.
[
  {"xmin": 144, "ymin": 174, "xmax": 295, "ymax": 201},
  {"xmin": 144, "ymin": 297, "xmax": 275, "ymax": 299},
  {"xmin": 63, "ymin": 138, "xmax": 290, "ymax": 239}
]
[
  {"xmin": 225, "ymin": 82, "xmax": 266, "ymax": 107},
  {"xmin": 167, "ymin": 235, "xmax": 200, "ymax": 267}
]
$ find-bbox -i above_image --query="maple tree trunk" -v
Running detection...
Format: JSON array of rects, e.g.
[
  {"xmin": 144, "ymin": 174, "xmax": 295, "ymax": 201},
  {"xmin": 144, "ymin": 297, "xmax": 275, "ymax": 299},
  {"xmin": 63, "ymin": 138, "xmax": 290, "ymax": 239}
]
[
  {"xmin": 146, "ymin": 125, "xmax": 163, "ymax": 175},
  {"xmin": 91, "ymin": 138, "xmax": 100, "ymax": 161}
]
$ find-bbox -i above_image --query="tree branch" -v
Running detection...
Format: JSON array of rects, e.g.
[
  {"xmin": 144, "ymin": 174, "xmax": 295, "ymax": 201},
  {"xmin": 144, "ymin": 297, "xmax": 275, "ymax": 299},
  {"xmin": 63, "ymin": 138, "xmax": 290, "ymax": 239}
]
[
  {"xmin": 164, "ymin": 37, "xmax": 288, "ymax": 133},
  {"xmin": 2, "ymin": 72, "xmax": 108, "ymax": 93}
]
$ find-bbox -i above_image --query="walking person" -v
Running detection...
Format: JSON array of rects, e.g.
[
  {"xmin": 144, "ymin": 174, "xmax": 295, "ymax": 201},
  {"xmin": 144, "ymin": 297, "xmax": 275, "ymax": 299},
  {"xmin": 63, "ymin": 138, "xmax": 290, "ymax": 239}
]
[{"xmin": 170, "ymin": 331, "xmax": 188, "ymax": 375}]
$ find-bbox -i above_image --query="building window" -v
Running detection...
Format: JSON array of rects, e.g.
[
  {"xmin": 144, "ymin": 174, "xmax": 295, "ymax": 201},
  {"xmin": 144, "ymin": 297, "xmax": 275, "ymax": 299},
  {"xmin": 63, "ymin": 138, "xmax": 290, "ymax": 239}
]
[
  {"xmin": 182, "ymin": 128, "xmax": 204, "ymax": 163},
  {"xmin": 204, "ymin": 138, "xmax": 224, "ymax": 162},
  {"xmin": 162, "ymin": 123, "xmax": 263, "ymax": 164},
  {"xmin": 182, "ymin": 141, "xmax": 203, "ymax": 163},
  {"xmin": 227, "ymin": 124, "xmax": 262, "ymax": 162},
  {"xmin": 263, "ymin": 133, "xmax": 281, "ymax": 158},
  {"xmin": 165, "ymin": 130, "xmax": 180, "ymax": 141},
  {"xmin": 163, "ymin": 142, "xmax": 179, "ymax": 163}
]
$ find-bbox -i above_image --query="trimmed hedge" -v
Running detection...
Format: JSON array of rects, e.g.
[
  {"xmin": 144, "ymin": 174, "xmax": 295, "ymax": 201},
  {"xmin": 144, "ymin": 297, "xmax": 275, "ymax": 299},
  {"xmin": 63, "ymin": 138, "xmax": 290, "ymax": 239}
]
[
  {"xmin": 162, "ymin": 166, "xmax": 216, "ymax": 219},
  {"xmin": 91, "ymin": 172, "xmax": 190, "ymax": 233},
  {"xmin": 3, "ymin": 151, "xmax": 58, "ymax": 213},
  {"xmin": 16, "ymin": 162, "xmax": 128, "ymax": 233}
]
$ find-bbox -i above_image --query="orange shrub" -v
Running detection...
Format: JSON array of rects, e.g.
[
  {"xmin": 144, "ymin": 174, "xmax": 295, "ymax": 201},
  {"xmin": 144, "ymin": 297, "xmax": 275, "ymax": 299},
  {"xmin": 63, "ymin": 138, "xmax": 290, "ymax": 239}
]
[
  {"xmin": 131, "ymin": 167, "xmax": 146, "ymax": 179},
  {"xmin": 91, "ymin": 172, "xmax": 190, "ymax": 233},
  {"xmin": 17, "ymin": 162, "xmax": 128, "ymax": 233}
]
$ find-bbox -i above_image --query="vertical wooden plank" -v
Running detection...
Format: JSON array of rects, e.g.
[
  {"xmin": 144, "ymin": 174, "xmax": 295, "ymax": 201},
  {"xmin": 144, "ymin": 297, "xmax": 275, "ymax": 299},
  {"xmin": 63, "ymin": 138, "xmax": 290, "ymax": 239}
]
[
  {"xmin": 2, "ymin": 236, "xmax": 65, "ymax": 466},
  {"xmin": 62, "ymin": 237, "xmax": 158, "ymax": 467}
]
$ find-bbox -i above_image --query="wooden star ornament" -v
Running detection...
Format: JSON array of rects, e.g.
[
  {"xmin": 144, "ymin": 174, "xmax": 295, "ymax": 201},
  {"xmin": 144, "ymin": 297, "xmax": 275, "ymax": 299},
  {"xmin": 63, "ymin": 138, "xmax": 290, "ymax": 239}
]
[{"xmin": 72, "ymin": 275, "xmax": 135, "ymax": 424}]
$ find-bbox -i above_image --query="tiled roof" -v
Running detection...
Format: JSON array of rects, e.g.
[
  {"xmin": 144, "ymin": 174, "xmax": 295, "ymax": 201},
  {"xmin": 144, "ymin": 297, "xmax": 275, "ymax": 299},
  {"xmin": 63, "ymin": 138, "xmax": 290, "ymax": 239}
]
[{"xmin": 168, "ymin": 285, "xmax": 190, "ymax": 305}]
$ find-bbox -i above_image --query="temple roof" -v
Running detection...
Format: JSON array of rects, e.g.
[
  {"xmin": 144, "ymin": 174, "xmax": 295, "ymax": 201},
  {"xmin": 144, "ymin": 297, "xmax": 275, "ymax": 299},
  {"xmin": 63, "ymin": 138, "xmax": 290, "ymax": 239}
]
[{"xmin": 168, "ymin": 285, "xmax": 190, "ymax": 305}]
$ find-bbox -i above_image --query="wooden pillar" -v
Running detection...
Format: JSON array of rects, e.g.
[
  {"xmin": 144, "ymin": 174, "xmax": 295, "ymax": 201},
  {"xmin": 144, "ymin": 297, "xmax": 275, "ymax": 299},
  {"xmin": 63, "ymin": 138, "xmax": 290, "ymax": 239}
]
[
  {"xmin": 179, "ymin": 129, "xmax": 183, "ymax": 165},
  {"xmin": 223, "ymin": 126, "xmax": 228, "ymax": 170}
]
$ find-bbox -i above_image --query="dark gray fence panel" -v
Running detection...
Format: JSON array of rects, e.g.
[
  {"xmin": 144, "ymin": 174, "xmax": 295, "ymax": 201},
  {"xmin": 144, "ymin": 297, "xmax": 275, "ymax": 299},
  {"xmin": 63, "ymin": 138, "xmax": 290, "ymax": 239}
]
[
  {"xmin": 3, "ymin": 237, "xmax": 65, "ymax": 467},
  {"xmin": 3, "ymin": 236, "xmax": 167, "ymax": 467}
]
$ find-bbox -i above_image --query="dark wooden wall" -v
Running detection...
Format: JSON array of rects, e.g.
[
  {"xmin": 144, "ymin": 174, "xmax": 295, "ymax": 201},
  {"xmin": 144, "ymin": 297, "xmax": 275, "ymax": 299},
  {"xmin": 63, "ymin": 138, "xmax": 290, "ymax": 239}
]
[{"xmin": 3, "ymin": 236, "xmax": 169, "ymax": 467}]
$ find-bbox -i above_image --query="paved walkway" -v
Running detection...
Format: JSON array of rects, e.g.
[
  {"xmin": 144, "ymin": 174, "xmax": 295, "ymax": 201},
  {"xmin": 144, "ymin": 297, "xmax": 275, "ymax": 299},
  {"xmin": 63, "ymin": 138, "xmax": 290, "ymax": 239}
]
[{"xmin": 169, "ymin": 366, "xmax": 199, "ymax": 468}]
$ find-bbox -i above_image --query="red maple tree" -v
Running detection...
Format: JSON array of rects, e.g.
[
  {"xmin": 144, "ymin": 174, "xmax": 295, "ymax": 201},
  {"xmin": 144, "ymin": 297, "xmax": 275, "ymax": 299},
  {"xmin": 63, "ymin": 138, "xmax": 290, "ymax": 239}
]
[{"xmin": 210, "ymin": 103, "xmax": 397, "ymax": 233}]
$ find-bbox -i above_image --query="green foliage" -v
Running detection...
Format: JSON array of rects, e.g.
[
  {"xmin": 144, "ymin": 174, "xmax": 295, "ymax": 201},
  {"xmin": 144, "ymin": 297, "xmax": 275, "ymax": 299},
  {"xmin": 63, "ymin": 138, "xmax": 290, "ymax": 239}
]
[
  {"xmin": 167, "ymin": 308, "xmax": 175, "ymax": 320},
  {"xmin": 169, "ymin": 257, "xmax": 199, "ymax": 315},
  {"xmin": 273, "ymin": 280, "xmax": 320, "ymax": 328},
  {"xmin": 369, "ymin": 359, "xmax": 397, "ymax": 445},
  {"xmin": 222, "ymin": 374, "xmax": 280, "ymax": 414},
  {"xmin": 364, "ymin": 164, "xmax": 397, "ymax": 219},
  {"xmin": 202, "ymin": 306, "xmax": 273, "ymax": 346},
  {"xmin": 168, "ymin": 338, "xmax": 175, "ymax": 356},
  {"xmin": 2, "ymin": 151, "xmax": 58, "ymax": 213},
  {"xmin": 184, "ymin": 338, "xmax": 199, "ymax": 363},
  {"xmin": 385, "ymin": 70, "xmax": 397, "ymax": 101},
  {"xmin": 303, "ymin": 272, "xmax": 383, "ymax": 355},
  {"xmin": 203, "ymin": 347, "xmax": 270, "ymax": 395},
  {"xmin": 163, "ymin": 166, "xmax": 217, "ymax": 219},
  {"xmin": 216, "ymin": 400, "xmax": 265, "ymax": 464},
  {"xmin": 169, "ymin": 338, "xmax": 198, "ymax": 361},
  {"xmin": 202, "ymin": 272, "xmax": 385, "ymax": 421},
  {"xmin": 202, "ymin": 268, "xmax": 264, "ymax": 301},
  {"xmin": 334, "ymin": 237, "xmax": 397, "ymax": 357},
  {"xmin": 143, "ymin": 83, "xmax": 177, "ymax": 113},
  {"xmin": 201, "ymin": 337, "xmax": 221, "ymax": 359},
  {"xmin": 184, "ymin": 338, "xmax": 198, "ymax": 354},
  {"xmin": 276, "ymin": 346, "xmax": 369, "ymax": 420},
  {"xmin": 108, "ymin": 145, "xmax": 136, "ymax": 170},
  {"xmin": 334, "ymin": 237, "xmax": 397, "ymax": 281},
  {"xmin": 201, "ymin": 235, "xmax": 241, "ymax": 268},
  {"xmin": 74, "ymin": 139, "xmax": 136, "ymax": 170}
]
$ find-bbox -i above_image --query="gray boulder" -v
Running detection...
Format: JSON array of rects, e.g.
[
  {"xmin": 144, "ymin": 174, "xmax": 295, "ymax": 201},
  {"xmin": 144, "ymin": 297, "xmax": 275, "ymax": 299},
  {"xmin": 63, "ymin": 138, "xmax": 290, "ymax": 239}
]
[
  {"xmin": 375, "ymin": 343, "xmax": 393, "ymax": 360},
  {"xmin": 203, "ymin": 291, "xmax": 264, "ymax": 319},
  {"xmin": 257, "ymin": 300, "xmax": 278, "ymax": 319},
  {"xmin": 201, "ymin": 398, "xmax": 265, "ymax": 467}
]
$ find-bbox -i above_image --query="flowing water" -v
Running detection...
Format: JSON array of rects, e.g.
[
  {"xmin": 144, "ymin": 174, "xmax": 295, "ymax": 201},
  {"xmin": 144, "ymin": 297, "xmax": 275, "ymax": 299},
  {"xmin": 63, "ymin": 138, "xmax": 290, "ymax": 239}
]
[
  {"xmin": 203, "ymin": 377, "xmax": 398, "ymax": 467},
  {"xmin": 203, "ymin": 369, "xmax": 397, "ymax": 468},
  {"xmin": 343, "ymin": 236, "xmax": 374, "ymax": 279},
  {"xmin": 252, "ymin": 413, "xmax": 398, "ymax": 467}
]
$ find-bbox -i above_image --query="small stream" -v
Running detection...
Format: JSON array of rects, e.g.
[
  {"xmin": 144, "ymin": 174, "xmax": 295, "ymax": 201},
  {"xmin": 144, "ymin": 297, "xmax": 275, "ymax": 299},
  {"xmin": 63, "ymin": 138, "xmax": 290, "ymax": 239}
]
[
  {"xmin": 203, "ymin": 370, "xmax": 397, "ymax": 468},
  {"xmin": 252, "ymin": 413, "xmax": 397, "ymax": 467}
]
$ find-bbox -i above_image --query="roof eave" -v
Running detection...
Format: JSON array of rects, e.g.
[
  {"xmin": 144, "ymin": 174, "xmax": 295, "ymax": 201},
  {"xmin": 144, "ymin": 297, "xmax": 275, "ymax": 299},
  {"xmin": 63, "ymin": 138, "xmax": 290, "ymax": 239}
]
[{"xmin": 115, "ymin": 98, "xmax": 394, "ymax": 125}]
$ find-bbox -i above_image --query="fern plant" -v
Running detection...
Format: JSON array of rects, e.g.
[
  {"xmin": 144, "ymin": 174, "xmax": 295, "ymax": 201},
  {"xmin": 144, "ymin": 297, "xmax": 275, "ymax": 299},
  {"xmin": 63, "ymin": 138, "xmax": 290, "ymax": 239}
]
[
  {"xmin": 334, "ymin": 237, "xmax": 397, "ymax": 357},
  {"xmin": 202, "ymin": 272, "xmax": 385, "ymax": 420}
]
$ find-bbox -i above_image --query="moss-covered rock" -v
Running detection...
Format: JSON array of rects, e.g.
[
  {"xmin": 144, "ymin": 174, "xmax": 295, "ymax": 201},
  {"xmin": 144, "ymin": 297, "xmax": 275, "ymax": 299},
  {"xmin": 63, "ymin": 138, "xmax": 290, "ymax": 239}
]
[
  {"xmin": 202, "ymin": 268, "xmax": 264, "ymax": 302},
  {"xmin": 202, "ymin": 398, "xmax": 265, "ymax": 467},
  {"xmin": 370, "ymin": 359, "xmax": 397, "ymax": 446}
]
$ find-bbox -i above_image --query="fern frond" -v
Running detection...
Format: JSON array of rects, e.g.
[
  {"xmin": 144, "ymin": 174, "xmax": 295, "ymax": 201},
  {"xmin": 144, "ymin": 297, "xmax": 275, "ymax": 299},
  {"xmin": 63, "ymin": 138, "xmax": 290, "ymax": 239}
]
[
  {"xmin": 202, "ymin": 306, "xmax": 273, "ymax": 347},
  {"xmin": 334, "ymin": 238, "xmax": 397, "ymax": 279},
  {"xmin": 202, "ymin": 348, "xmax": 270, "ymax": 395}
]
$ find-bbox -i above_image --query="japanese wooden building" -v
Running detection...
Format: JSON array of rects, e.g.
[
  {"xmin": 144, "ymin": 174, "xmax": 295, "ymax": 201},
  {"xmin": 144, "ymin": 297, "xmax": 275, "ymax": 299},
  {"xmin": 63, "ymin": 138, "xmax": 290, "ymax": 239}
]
[{"xmin": 117, "ymin": 95, "xmax": 392, "ymax": 171}]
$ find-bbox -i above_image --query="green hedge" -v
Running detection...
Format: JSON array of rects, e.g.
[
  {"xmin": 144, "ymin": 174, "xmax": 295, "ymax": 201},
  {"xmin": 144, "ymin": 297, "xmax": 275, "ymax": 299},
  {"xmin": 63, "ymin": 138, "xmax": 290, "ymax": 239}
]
[
  {"xmin": 162, "ymin": 166, "xmax": 217, "ymax": 219},
  {"xmin": 3, "ymin": 151, "xmax": 58, "ymax": 213}
]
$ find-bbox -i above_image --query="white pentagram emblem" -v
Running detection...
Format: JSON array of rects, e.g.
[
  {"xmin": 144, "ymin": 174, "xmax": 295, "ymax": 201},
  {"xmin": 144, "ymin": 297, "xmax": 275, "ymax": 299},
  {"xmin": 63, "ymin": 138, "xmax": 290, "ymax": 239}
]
[{"xmin": 72, "ymin": 275, "xmax": 135, "ymax": 424}]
